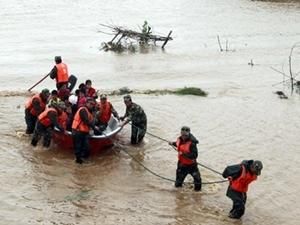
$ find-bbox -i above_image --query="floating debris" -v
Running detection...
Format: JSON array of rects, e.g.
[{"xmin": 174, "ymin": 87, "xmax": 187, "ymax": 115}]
[{"xmin": 99, "ymin": 22, "xmax": 173, "ymax": 52}]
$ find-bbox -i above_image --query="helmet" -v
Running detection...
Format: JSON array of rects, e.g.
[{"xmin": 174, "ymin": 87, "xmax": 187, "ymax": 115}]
[
  {"xmin": 100, "ymin": 94, "xmax": 107, "ymax": 100},
  {"xmin": 252, "ymin": 160, "xmax": 263, "ymax": 175},
  {"xmin": 181, "ymin": 126, "xmax": 190, "ymax": 132},
  {"xmin": 123, "ymin": 94, "xmax": 132, "ymax": 101},
  {"xmin": 41, "ymin": 88, "xmax": 50, "ymax": 96},
  {"xmin": 68, "ymin": 95, "xmax": 78, "ymax": 105},
  {"xmin": 181, "ymin": 126, "xmax": 190, "ymax": 137},
  {"xmin": 55, "ymin": 56, "xmax": 62, "ymax": 64}
]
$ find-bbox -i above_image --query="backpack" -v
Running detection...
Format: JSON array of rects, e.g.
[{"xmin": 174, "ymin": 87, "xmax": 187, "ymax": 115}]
[{"xmin": 222, "ymin": 164, "xmax": 242, "ymax": 179}]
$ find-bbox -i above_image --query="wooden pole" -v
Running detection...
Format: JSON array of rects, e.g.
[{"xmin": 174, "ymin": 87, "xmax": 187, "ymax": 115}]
[
  {"xmin": 110, "ymin": 32, "xmax": 120, "ymax": 43},
  {"xmin": 217, "ymin": 35, "xmax": 223, "ymax": 52},
  {"xmin": 28, "ymin": 73, "xmax": 50, "ymax": 92},
  {"xmin": 289, "ymin": 55, "xmax": 294, "ymax": 94},
  {"xmin": 116, "ymin": 34, "xmax": 125, "ymax": 45},
  {"xmin": 162, "ymin": 30, "xmax": 172, "ymax": 49}
]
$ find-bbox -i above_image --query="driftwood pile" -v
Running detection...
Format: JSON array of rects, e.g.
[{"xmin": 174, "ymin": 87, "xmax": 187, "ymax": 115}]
[{"xmin": 99, "ymin": 23, "xmax": 173, "ymax": 52}]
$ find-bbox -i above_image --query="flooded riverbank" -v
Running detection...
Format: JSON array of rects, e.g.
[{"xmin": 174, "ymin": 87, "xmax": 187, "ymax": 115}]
[{"xmin": 0, "ymin": 0, "xmax": 300, "ymax": 224}]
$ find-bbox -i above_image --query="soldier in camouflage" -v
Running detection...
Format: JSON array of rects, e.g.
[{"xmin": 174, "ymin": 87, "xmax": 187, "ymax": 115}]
[{"xmin": 120, "ymin": 95, "xmax": 147, "ymax": 144}]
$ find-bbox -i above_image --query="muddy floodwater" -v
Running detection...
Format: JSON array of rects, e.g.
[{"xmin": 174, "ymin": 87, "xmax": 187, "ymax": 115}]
[{"xmin": 1, "ymin": 0, "xmax": 300, "ymax": 224}]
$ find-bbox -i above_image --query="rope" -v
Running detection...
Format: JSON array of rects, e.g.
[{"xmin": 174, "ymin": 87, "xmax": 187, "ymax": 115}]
[
  {"xmin": 120, "ymin": 144, "xmax": 227, "ymax": 185},
  {"xmin": 128, "ymin": 122, "xmax": 226, "ymax": 178},
  {"xmin": 103, "ymin": 131, "xmax": 227, "ymax": 185}
]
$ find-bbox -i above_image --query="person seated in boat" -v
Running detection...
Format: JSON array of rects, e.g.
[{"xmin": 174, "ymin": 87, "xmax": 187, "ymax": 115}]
[
  {"xmin": 49, "ymin": 56, "xmax": 69, "ymax": 90},
  {"xmin": 120, "ymin": 95, "xmax": 147, "ymax": 144},
  {"xmin": 85, "ymin": 79, "xmax": 97, "ymax": 99},
  {"xmin": 65, "ymin": 102, "xmax": 74, "ymax": 131},
  {"xmin": 168, "ymin": 126, "xmax": 202, "ymax": 192},
  {"xmin": 31, "ymin": 101, "xmax": 65, "ymax": 148},
  {"xmin": 94, "ymin": 94, "xmax": 120, "ymax": 135},
  {"xmin": 78, "ymin": 83, "xmax": 86, "ymax": 94},
  {"xmin": 25, "ymin": 88, "xmax": 50, "ymax": 134},
  {"xmin": 57, "ymin": 84, "xmax": 70, "ymax": 102},
  {"xmin": 48, "ymin": 90, "xmax": 60, "ymax": 107},
  {"xmin": 68, "ymin": 94, "xmax": 78, "ymax": 114},
  {"xmin": 57, "ymin": 102, "xmax": 69, "ymax": 130},
  {"xmin": 72, "ymin": 97, "xmax": 99, "ymax": 164},
  {"xmin": 77, "ymin": 89, "xmax": 87, "ymax": 108},
  {"xmin": 65, "ymin": 96, "xmax": 77, "ymax": 131}
]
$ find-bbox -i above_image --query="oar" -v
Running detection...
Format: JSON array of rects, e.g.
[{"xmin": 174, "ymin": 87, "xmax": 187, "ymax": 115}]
[{"xmin": 27, "ymin": 73, "xmax": 50, "ymax": 92}]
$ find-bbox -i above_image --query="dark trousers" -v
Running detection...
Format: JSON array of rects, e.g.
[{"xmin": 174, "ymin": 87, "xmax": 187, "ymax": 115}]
[
  {"xmin": 25, "ymin": 110, "xmax": 37, "ymax": 134},
  {"xmin": 56, "ymin": 82, "xmax": 68, "ymax": 90},
  {"xmin": 131, "ymin": 122, "xmax": 147, "ymax": 144},
  {"xmin": 31, "ymin": 122, "xmax": 52, "ymax": 147},
  {"xmin": 72, "ymin": 131, "xmax": 90, "ymax": 160},
  {"xmin": 175, "ymin": 162, "xmax": 202, "ymax": 191},
  {"xmin": 226, "ymin": 186, "xmax": 247, "ymax": 219}
]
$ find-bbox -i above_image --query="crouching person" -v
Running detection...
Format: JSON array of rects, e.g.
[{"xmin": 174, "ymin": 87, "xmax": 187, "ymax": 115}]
[
  {"xmin": 31, "ymin": 102, "xmax": 65, "ymax": 148},
  {"xmin": 94, "ymin": 94, "xmax": 119, "ymax": 135},
  {"xmin": 169, "ymin": 126, "xmax": 202, "ymax": 191},
  {"xmin": 222, "ymin": 160, "xmax": 263, "ymax": 219}
]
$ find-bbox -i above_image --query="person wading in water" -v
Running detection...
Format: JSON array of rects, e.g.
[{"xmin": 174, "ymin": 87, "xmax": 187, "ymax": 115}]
[
  {"xmin": 222, "ymin": 160, "xmax": 263, "ymax": 219},
  {"xmin": 169, "ymin": 126, "xmax": 202, "ymax": 191}
]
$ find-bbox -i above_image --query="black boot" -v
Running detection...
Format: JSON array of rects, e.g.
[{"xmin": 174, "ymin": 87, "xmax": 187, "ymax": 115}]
[
  {"xmin": 75, "ymin": 157, "xmax": 83, "ymax": 164},
  {"xmin": 31, "ymin": 138, "xmax": 38, "ymax": 147}
]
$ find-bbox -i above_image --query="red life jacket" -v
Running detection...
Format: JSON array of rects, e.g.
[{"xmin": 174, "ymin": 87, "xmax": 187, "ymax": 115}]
[
  {"xmin": 86, "ymin": 87, "xmax": 96, "ymax": 98},
  {"xmin": 230, "ymin": 164, "xmax": 257, "ymax": 193},
  {"xmin": 55, "ymin": 63, "xmax": 69, "ymax": 83},
  {"xmin": 25, "ymin": 94, "xmax": 46, "ymax": 116},
  {"xmin": 72, "ymin": 107, "xmax": 93, "ymax": 133},
  {"xmin": 176, "ymin": 138, "xmax": 196, "ymax": 165},
  {"xmin": 98, "ymin": 101, "xmax": 112, "ymax": 123},
  {"xmin": 38, "ymin": 108, "xmax": 57, "ymax": 127}
]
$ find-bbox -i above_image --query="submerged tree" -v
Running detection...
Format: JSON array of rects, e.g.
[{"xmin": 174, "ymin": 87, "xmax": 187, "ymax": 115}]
[{"xmin": 272, "ymin": 42, "xmax": 300, "ymax": 97}]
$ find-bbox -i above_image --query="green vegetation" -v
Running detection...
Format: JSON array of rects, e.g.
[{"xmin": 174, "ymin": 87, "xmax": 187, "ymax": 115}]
[{"xmin": 106, "ymin": 86, "xmax": 208, "ymax": 97}]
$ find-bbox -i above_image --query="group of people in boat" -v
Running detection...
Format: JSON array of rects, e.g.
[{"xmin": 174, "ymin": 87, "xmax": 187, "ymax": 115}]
[
  {"xmin": 25, "ymin": 56, "xmax": 147, "ymax": 164},
  {"xmin": 24, "ymin": 56, "xmax": 263, "ymax": 220}
]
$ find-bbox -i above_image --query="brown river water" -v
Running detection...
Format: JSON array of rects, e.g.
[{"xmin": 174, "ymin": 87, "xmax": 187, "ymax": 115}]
[{"xmin": 1, "ymin": 0, "xmax": 300, "ymax": 224}]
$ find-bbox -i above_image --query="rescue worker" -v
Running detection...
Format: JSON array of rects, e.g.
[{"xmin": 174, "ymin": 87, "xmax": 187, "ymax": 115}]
[
  {"xmin": 222, "ymin": 160, "xmax": 263, "ymax": 219},
  {"xmin": 120, "ymin": 95, "xmax": 147, "ymax": 144},
  {"xmin": 31, "ymin": 101, "xmax": 65, "ymax": 148},
  {"xmin": 49, "ymin": 56, "xmax": 69, "ymax": 90},
  {"xmin": 57, "ymin": 103, "xmax": 69, "ymax": 130},
  {"xmin": 72, "ymin": 98, "xmax": 98, "ymax": 164},
  {"xmin": 169, "ymin": 126, "xmax": 202, "ymax": 191},
  {"xmin": 95, "ymin": 94, "xmax": 119, "ymax": 134},
  {"xmin": 25, "ymin": 89, "xmax": 50, "ymax": 134}
]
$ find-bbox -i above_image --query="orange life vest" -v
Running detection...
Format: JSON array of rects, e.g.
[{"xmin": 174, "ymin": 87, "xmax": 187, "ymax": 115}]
[
  {"xmin": 230, "ymin": 164, "xmax": 257, "ymax": 193},
  {"xmin": 25, "ymin": 94, "xmax": 46, "ymax": 116},
  {"xmin": 72, "ymin": 107, "xmax": 93, "ymax": 133},
  {"xmin": 98, "ymin": 101, "xmax": 112, "ymax": 123},
  {"xmin": 55, "ymin": 63, "xmax": 69, "ymax": 83},
  {"xmin": 176, "ymin": 138, "xmax": 196, "ymax": 165},
  {"xmin": 38, "ymin": 108, "xmax": 57, "ymax": 127}
]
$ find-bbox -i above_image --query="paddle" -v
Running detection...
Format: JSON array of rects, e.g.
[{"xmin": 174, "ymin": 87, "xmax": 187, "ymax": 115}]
[{"xmin": 27, "ymin": 73, "xmax": 50, "ymax": 92}]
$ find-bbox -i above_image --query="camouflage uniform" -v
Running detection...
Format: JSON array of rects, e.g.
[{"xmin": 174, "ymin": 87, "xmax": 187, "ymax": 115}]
[{"xmin": 124, "ymin": 102, "xmax": 147, "ymax": 144}]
